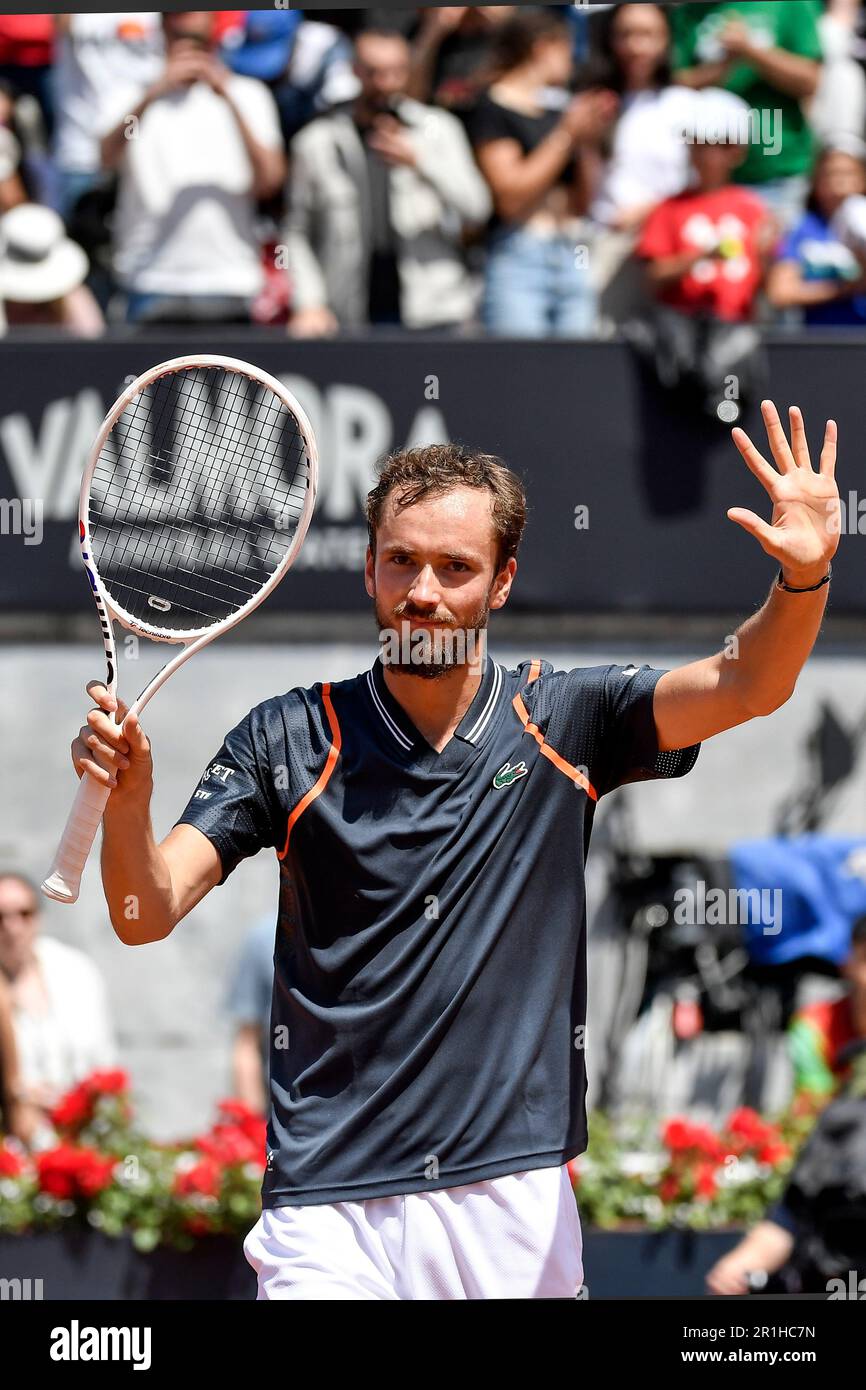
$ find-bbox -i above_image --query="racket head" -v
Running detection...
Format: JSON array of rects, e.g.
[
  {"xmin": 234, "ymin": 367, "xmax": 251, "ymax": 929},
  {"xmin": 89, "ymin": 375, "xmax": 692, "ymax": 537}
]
[{"xmin": 79, "ymin": 355, "xmax": 318, "ymax": 644}]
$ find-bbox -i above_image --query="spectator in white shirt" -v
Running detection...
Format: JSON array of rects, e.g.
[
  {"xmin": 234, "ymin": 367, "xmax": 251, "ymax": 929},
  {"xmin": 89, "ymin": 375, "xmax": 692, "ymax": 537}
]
[
  {"xmin": 53, "ymin": 13, "xmax": 164, "ymax": 221},
  {"xmin": 583, "ymin": 2, "xmax": 699, "ymax": 329},
  {"xmin": 100, "ymin": 10, "xmax": 286, "ymax": 326},
  {"xmin": 0, "ymin": 872, "xmax": 117, "ymax": 1148}
]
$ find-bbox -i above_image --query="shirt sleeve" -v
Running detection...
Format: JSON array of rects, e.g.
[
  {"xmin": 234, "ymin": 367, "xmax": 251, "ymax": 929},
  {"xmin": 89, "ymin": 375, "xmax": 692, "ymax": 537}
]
[
  {"xmin": 230, "ymin": 75, "xmax": 285, "ymax": 150},
  {"xmin": 593, "ymin": 663, "xmax": 701, "ymax": 798},
  {"xmin": 669, "ymin": 5, "xmax": 698, "ymax": 72},
  {"xmin": 175, "ymin": 706, "xmax": 284, "ymax": 884},
  {"xmin": 470, "ymin": 94, "xmax": 514, "ymax": 147},
  {"xmin": 780, "ymin": 0, "xmax": 823, "ymax": 62}
]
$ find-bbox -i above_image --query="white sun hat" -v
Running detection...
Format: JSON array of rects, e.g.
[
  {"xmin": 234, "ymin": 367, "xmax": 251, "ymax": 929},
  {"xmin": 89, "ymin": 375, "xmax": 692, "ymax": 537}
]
[
  {"xmin": 831, "ymin": 193, "xmax": 866, "ymax": 254},
  {"xmin": 680, "ymin": 87, "xmax": 753, "ymax": 146},
  {"xmin": 0, "ymin": 203, "xmax": 89, "ymax": 303}
]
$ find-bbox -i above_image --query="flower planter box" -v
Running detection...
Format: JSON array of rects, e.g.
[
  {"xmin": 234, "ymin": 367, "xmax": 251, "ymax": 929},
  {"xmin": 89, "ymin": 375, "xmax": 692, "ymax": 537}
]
[
  {"xmin": 0, "ymin": 1230, "xmax": 251, "ymax": 1300},
  {"xmin": 581, "ymin": 1227, "xmax": 744, "ymax": 1298},
  {"xmin": 0, "ymin": 1227, "xmax": 746, "ymax": 1300}
]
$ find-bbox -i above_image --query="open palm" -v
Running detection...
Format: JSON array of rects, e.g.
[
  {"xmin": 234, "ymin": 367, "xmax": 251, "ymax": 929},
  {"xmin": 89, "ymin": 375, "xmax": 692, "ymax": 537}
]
[{"xmin": 728, "ymin": 401, "xmax": 840, "ymax": 579}]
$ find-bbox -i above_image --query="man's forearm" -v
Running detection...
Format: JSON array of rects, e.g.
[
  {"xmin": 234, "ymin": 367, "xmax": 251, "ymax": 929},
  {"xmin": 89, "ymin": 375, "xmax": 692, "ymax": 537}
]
[
  {"xmin": 739, "ymin": 1220, "xmax": 796, "ymax": 1270},
  {"xmin": 673, "ymin": 60, "xmax": 733, "ymax": 90},
  {"xmin": 406, "ymin": 26, "xmax": 443, "ymax": 102},
  {"xmin": 741, "ymin": 46, "xmax": 820, "ymax": 100},
  {"xmin": 101, "ymin": 802, "xmax": 177, "ymax": 944},
  {"xmin": 727, "ymin": 564, "xmax": 830, "ymax": 715}
]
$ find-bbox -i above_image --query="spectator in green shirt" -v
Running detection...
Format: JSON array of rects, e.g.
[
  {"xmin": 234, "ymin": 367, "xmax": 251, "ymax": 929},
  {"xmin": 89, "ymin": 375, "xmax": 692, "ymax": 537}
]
[{"xmin": 671, "ymin": 1, "xmax": 823, "ymax": 231}]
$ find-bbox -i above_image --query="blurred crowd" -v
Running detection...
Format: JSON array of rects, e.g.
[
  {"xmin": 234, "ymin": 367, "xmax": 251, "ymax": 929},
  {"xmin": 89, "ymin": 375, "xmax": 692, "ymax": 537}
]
[{"xmin": 1, "ymin": 3, "xmax": 866, "ymax": 338}]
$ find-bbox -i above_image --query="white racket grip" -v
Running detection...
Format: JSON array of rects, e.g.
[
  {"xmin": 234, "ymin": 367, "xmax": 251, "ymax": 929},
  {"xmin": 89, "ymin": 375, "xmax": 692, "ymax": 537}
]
[{"xmin": 41, "ymin": 772, "xmax": 113, "ymax": 904}]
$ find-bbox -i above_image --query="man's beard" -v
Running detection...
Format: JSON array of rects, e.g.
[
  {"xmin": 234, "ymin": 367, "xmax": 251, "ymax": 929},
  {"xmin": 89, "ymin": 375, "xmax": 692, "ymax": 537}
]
[{"xmin": 374, "ymin": 595, "xmax": 490, "ymax": 680}]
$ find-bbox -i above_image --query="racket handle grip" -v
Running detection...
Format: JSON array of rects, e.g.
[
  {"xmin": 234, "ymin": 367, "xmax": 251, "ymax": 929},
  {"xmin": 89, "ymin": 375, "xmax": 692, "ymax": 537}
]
[{"xmin": 41, "ymin": 773, "xmax": 113, "ymax": 904}]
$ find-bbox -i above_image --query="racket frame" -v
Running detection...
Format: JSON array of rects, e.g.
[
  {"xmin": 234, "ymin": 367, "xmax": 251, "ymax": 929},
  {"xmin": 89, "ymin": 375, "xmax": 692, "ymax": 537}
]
[{"xmin": 42, "ymin": 353, "xmax": 318, "ymax": 904}]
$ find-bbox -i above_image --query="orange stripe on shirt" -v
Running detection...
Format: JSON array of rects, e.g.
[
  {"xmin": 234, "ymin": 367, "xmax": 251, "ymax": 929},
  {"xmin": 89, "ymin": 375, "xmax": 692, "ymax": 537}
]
[
  {"xmin": 513, "ymin": 687, "xmax": 598, "ymax": 802},
  {"xmin": 278, "ymin": 684, "xmax": 342, "ymax": 860}
]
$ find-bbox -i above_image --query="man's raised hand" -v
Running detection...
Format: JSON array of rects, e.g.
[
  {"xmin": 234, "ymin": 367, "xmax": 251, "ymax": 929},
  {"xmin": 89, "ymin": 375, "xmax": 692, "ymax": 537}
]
[{"xmin": 727, "ymin": 401, "xmax": 839, "ymax": 588}]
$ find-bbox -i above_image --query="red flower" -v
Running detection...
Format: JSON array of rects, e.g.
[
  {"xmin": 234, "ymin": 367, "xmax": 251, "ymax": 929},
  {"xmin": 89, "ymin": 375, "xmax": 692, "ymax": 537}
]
[
  {"xmin": 663, "ymin": 1118, "xmax": 695, "ymax": 1152},
  {"xmin": 74, "ymin": 1150, "xmax": 115, "ymax": 1196},
  {"xmin": 50, "ymin": 1071, "xmax": 130, "ymax": 1133},
  {"xmin": 50, "ymin": 1084, "xmax": 92, "ymax": 1130},
  {"xmin": 196, "ymin": 1125, "xmax": 262, "ymax": 1167},
  {"xmin": 173, "ymin": 1157, "xmax": 221, "ymax": 1198},
  {"xmin": 690, "ymin": 1126, "xmax": 725, "ymax": 1162},
  {"xmin": 0, "ymin": 1144, "xmax": 25, "ymax": 1177},
  {"xmin": 659, "ymin": 1174, "xmax": 680, "ymax": 1202},
  {"xmin": 37, "ymin": 1146, "xmax": 80, "ymax": 1198},
  {"xmin": 195, "ymin": 1104, "xmax": 267, "ymax": 1169},
  {"xmin": 36, "ymin": 1145, "xmax": 116, "ymax": 1198},
  {"xmin": 216, "ymin": 1099, "xmax": 266, "ymax": 1144},
  {"xmin": 87, "ymin": 1070, "xmax": 129, "ymax": 1095},
  {"xmin": 727, "ymin": 1108, "xmax": 770, "ymax": 1145},
  {"xmin": 216, "ymin": 1098, "xmax": 259, "ymax": 1123},
  {"xmin": 757, "ymin": 1141, "xmax": 791, "ymax": 1167},
  {"xmin": 695, "ymin": 1162, "xmax": 717, "ymax": 1199},
  {"xmin": 663, "ymin": 1118, "xmax": 724, "ymax": 1160}
]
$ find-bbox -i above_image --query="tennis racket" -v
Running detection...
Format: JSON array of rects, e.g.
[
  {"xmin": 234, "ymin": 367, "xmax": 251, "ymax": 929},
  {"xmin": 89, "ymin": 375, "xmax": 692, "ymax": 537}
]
[{"xmin": 41, "ymin": 353, "xmax": 318, "ymax": 905}]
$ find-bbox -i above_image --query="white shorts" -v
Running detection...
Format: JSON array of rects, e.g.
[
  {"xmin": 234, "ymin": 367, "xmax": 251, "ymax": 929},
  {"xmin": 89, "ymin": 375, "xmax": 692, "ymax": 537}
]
[{"xmin": 243, "ymin": 1164, "xmax": 583, "ymax": 1300}]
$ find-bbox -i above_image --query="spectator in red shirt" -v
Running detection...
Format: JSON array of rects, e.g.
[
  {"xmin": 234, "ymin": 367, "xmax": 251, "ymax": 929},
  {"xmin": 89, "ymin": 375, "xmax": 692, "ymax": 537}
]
[
  {"xmin": 0, "ymin": 15, "xmax": 54, "ymax": 134},
  {"xmin": 636, "ymin": 87, "xmax": 777, "ymax": 322}
]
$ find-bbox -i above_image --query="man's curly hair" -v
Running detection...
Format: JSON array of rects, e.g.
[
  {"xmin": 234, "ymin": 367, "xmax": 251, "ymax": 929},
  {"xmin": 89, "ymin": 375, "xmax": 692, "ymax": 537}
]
[{"xmin": 365, "ymin": 443, "xmax": 527, "ymax": 572}]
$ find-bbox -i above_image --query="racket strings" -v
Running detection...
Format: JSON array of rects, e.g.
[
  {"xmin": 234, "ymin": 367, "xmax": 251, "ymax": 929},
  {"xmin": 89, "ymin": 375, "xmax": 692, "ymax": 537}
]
[
  {"xmin": 104, "ymin": 375, "xmax": 301, "ymax": 545},
  {"xmin": 88, "ymin": 367, "xmax": 310, "ymax": 633},
  {"xmin": 97, "ymin": 370, "xmax": 305, "ymax": 548}
]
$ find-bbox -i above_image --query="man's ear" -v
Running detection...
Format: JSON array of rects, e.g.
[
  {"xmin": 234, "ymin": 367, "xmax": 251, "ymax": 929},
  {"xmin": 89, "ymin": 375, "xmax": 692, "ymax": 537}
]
[
  {"xmin": 364, "ymin": 545, "xmax": 376, "ymax": 599},
  {"xmin": 490, "ymin": 557, "xmax": 517, "ymax": 611}
]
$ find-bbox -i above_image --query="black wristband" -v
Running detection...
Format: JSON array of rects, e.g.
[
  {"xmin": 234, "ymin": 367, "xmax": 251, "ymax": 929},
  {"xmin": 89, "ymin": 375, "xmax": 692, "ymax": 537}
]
[{"xmin": 776, "ymin": 563, "xmax": 832, "ymax": 593}]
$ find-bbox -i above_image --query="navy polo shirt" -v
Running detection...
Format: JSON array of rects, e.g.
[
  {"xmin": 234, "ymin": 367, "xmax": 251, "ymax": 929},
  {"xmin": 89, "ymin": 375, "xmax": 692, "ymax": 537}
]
[{"xmin": 177, "ymin": 654, "xmax": 700, "ymax": 1207}]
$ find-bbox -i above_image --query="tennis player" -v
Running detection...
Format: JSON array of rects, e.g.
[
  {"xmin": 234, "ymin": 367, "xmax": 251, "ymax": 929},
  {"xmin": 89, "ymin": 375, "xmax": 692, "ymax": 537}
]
[{"xmin": 73, "ymin": 400, "xmax": 839, "ymax": 1300}]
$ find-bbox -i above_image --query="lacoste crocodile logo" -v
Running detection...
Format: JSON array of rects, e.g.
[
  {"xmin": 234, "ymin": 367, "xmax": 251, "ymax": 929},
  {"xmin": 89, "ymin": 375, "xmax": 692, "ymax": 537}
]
[{"xmin": 493, "ymin": 760, "xmax": 529, "ymax": 789}]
